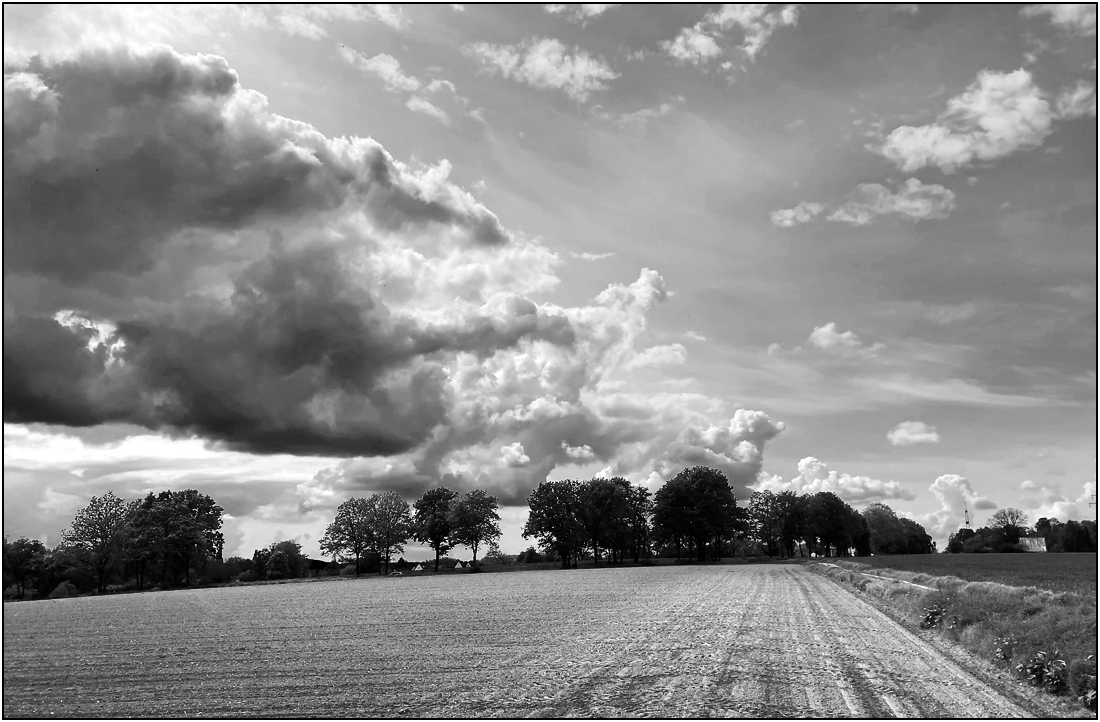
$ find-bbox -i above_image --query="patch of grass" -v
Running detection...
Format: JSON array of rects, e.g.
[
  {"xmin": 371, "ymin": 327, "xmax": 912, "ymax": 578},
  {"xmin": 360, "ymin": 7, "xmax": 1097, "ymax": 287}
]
[
  {"xmin": 811, "ymin": 560, "xmax": 1097, "ymax": 711},
  {"xmin": 854, "ymin": 553, "xmax": 1097, "ymax": 595}
]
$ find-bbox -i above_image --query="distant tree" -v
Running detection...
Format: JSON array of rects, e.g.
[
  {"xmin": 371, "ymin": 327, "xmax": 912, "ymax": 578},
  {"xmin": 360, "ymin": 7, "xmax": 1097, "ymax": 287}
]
[
  {"xmin": 369, "ymin": 491, "xmax": 413, "ymax": 575},
  {"xmin": 413, "ymin": 487, "xmax": 459, "ymax": 571},
  {"xmin": 897, "ymin": 518, "xmax": 934, "ymax": 554},
  {"xmin": 264, "ymin": 550, "xmax": 291, "ymax": 580},
  {"xmin": 320, "ymin": 497, "xmax": 374, "ymax": 577},
  {"xmin": 989, "ymin": 508, "xmax": 1029, "ymax": 544},
  {"xmin": 482, "ymin": 541, "xmax": 512, "ymax": 565},
  {"xmin": 654, "ymin": 467, "xmax": 739, "ymax": 562},
  {"xmin": 523, "ymin": 480, "xmax": 586, "ymax": 569},
  {"xmin": 804, "ymin": 492, "xmax": 857, "ymax": 557},
  {"xmin": 862, "ymin": 503, "xmax": 907, "ymax": 555},
  {"xmin": 3, "ymin": 537, "xmax": 47, "ymax": 598},
  {"xmin": 749, "ymin": 491, "xmax": 782, "ymax": 557},
  {"xmin": 62, "ymin": 491, "xmax": 129, "ymax": 592},
  {"xmin": 577, "ymin": 478, "xmax": 628, "ymax": 566},
  {"xmin": 945, "ymin": 527, "xmax": 976, "ymax": 554},
  {"xmin": 625, "ymin": 484, "xmax": 653, "ymax": 563},
  {"xmin": 775, "ymin": 491, "xmax": 806, "ymax": 558},
  {"xmin": 128, "ymin": 490, "xmax": 224, "ymax": 587},
  {"xmin": 449, "ymin": 490, "xmax": 501, "ymax": 567}
]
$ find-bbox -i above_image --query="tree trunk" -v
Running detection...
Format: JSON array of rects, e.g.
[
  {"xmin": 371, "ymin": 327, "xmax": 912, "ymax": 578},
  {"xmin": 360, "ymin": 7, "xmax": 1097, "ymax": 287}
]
[{"xmin": 434, "ymin": 547, "xmax": 441, "ymax": 572}]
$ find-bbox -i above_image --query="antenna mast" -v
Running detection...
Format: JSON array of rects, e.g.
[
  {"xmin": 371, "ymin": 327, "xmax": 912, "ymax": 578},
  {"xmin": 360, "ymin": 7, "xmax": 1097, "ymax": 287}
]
[{"xmin": 964, "ymin": 503, "xmax": 971, "ymax": 530}]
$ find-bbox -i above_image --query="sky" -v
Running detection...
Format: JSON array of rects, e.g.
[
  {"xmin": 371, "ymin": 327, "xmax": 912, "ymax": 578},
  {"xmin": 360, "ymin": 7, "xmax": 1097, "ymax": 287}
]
[{"xmin": 3, "ymin": 3, "xmax": 1096, "ymax": 561}]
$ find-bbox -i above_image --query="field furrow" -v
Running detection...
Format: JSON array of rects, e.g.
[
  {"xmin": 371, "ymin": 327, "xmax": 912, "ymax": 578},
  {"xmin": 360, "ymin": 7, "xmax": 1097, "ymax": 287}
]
[{"xmin": 3, "ymin": 564, "xmax": 1035, "ymax": 718}]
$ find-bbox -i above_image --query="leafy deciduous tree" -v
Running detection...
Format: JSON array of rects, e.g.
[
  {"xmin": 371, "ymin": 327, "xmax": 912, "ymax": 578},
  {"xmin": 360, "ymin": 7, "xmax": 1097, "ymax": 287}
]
[
  {"xmin": 450, "ymin": 489, "xmax": 501, "ymax": 567},
  {"xmin": 413, "ymin": 487, "xmax": 458, "ymax": 571}
]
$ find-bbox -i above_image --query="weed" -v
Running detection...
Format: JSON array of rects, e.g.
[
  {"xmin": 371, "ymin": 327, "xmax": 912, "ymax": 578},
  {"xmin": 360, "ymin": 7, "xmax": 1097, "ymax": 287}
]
[{"xmin": 1016, "ymin": 650, "xmax": 1068, "ymax": 694}]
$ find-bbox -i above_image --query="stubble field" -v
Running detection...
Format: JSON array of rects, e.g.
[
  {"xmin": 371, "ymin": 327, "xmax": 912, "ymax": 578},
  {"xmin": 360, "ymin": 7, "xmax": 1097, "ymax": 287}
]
[{"xmin": 3, "ymin": 564, "xmax": 1050, "ymax": 718}]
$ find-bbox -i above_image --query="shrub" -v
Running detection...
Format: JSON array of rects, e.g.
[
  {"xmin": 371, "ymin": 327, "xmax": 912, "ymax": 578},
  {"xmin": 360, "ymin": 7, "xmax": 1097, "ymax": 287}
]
[
  {"xmin": 48, "ymin": 581, "xmax": 79, "ymax": 599},
  {"xmin": 1017, "ymin": 650, "xmax": 1068, "ymax": 694},
  {"xmin": 340, "ymin": 564, "xmax": 358, "ymax": 577},
  {"xmin": 1069, "ymin": 656, "xmax": 1097, "ymax": 710}
]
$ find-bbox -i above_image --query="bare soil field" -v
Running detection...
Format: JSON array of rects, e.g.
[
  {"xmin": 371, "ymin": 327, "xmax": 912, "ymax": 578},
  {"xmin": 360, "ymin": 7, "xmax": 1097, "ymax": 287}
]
[{"xmin": 3, "ymin": 564, "xmax": 1054, "ymax": 718}]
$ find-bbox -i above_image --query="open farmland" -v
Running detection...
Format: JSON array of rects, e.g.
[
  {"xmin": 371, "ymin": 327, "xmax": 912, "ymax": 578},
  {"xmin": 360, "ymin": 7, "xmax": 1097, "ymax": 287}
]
[
  {"xmin": 855, "ymin": 553, "xmax": 1098, "ymax": 595},
  {"xmin": 4, "ymin": 564, "xmax": 1048, "ymax": 718}
]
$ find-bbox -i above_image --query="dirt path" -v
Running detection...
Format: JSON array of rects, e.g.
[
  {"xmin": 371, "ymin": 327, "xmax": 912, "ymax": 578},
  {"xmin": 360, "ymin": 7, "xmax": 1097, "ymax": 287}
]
[
  {"xmin": 3, "ymin": 564, "xmax": 1036, "ymax": 718},
  {"xmin": 526, "ymin": 564, "xmax": 1032, "ymax": 718}
]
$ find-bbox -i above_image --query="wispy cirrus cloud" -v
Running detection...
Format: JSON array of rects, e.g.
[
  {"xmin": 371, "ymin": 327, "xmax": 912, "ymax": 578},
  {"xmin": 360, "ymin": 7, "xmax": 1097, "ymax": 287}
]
[
  {"xmin": 771, "ymin": 178, "xmax": 955, "ymax": 227},
  {"xmin": 462, "ymin": 37, "xmax": 618, "ymax": 102},
  {"xmin": 1020, "ymin": 4, "xmax": 1097, "ymax": 36},
  {"xmin": 1054, "ymin": 80, "xmax": 1097, "ymax": 119},
  {"xmin": 570, "ymin": 251, "xmax": 615, "ymax": 261},
  {"xmin": 544, "ymin": 4, "xmax": 619, "ymax": 25},
  {"xmin": 339, "ymin": 48, "xmax": 422, "ymax": 92}
]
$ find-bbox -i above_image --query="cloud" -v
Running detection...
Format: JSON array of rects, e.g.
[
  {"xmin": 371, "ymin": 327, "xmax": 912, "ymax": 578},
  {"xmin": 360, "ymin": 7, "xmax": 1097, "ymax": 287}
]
[
  {"xmin": 1017, "ymin": 479, "xmax": 1097, "ymax": 521},
  {"xmin": 462, "ymin": 37, "xmax": 618, "ymax": 102},
  {"xmin": 615, "ymin": 102, "xmax": 674, "ymax": 130},
  {"xmin": 625, "ymin": 343, "xmax": 688, "ymax": 370},
  {"xmin": 807, "ymin": 322, "xmax": 884, "ymax": 359},
  {"xmin": 5, "ymin": 43, "xmax": 796, "ymax": 529},
  {"xmin": 684, "ymin": 331, "xmax": 707, "ymax": 342},
  {"xmin": 755, "ymin": 456, "xmax": 915, "ymax": 505},
  {"xmin": 661, "ymin": 4, "xmax": 799, "ymax": 67},
  {"xmin": 1020, "ymin": 4, "xmax": 1097, "ymax": 36},
  {"xmin": 405, "ymin": 96, "xmax": 450, "ymax": 124},
  {"xmin": 878, "ymin": 69, "xmax": 1053, "ymax": 173},
  {"xmin": 661, "ymin": 26, "xmax": 723, "ymax": 66},
  {"xmin": 887, "ymin": 421, "xmax": 941, "ymax": 446},
  {"xmin": 1054, "ymin": 80, "xmax": 1097, "ymax": 119},
  {"xmin": 570, "ymin": 251, "xmax": 615, "ymax": 261},
  {"xmin": 2, "ymin": 44, "xmax": 563, "ymax": 460},
  {"xmin": 244, "ymin": 5, "xmax": 410, "ymax": 38},
  {"xmin": 826, "ymin": 179, "xmax": 956, "ymax": 225},
  {"xmin": 500, "ymin": 442, "xmax": 531, "ymax": 467},
  {"xmin": 770, "ymin": 201, "xmax": 824, "ymax": 227},
  {"xmin": 339, "ymin": 48, "xmax": 421, "ymax": 92},
  {"xmin": 913, "ymin": 473, "xmax": 996, "ymax": 544},
  {"xmin": 772, "ymin": 179, "xmax": 955, "ymax": 227},
  {"xmin": 544, "ymin": 4, "xmax": 619, "ymax": 24}
]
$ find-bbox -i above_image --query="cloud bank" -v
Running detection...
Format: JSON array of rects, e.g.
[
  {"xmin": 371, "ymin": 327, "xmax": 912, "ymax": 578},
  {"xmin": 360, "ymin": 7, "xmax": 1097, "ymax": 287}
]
[{"xmin": 5, "ymin": 44, "xmax": 787, "ymax": 519}]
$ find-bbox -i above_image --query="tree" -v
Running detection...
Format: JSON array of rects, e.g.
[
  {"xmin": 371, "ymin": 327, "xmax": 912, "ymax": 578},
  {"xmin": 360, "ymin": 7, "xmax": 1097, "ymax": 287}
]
[
  {"xmin": 127, "ymin": 490, "xmax": 224, "ymax": 587},
  {"xmin": 653, "ymin": 467, "xmax": 739, "ymax": 562},
  {"xmin": 862, "ymin": 503, "xmax": 907, "ymax": 555},
  {"xmin": 989, "ymin": 508, "xmax": 1028, "ymax": 544},
  {"xmin": 450, "ymin": 490, "xmax": 501, "ymax": 567},
  {"xmin": 577, "ymin": 478, "xmax": 629, "ymax": 566},
  {"xmin": 749, "ymin": 491, "xmax": 782, "ymax": 557},
  {"xmin": 368, "ymin": 491, "xmax": 413, "ymax": 575},
  {"xmin": 62, "ymin": 491, "xmax": 129, "ymax": 593},
  {"xmin": 3, "ymin": 537, "xmax": 47, "ymax": 598},
  {"xmin": 522, "ymin": 480, "xmax": 585, "ymax": 569},
  {"xmin": 413, "ymin": 487, "xmax": 458, "ymax": 571},
  {"xmin": 264, "ymin": 550, "xmax": 291, "ymax": 580},
  {"xmin": 320, "ymin": 497, "xmax": 374, "ymax": 577},
  {"xmin": 898, "ymin": 518, "xmax": 934, "ymax": 554}
]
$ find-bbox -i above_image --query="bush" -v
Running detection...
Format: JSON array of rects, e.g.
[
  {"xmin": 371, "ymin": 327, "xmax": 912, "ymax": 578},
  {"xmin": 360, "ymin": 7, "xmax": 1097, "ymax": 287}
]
[
  {"xmin": 340, "ymin": 564, "xmax": 358, "ymax": 576},
  {"xmin": 48, "ymin": 581, "xmax": 79, "ymax": 599}
]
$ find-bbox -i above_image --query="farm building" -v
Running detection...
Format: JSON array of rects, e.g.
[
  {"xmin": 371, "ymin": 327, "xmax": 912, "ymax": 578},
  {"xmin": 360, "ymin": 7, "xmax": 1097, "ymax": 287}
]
[
  {"xmin": 1020, "ymin": 536, "xmax": 1047, "ymax": 552},
  {"xmin": 411, "ymin": 563, "xmax": 424, "ymax": 572}
]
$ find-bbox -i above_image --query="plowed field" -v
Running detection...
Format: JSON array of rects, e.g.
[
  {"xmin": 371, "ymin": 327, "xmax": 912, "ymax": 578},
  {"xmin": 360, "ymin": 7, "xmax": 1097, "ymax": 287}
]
[{"xmin": 3, "ymin": 565, "xmax": 1040, "ymax": 718}]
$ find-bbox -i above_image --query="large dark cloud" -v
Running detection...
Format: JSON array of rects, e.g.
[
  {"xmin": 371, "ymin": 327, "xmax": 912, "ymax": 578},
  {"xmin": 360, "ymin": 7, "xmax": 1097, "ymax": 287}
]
[
  {"xmin": 3, "ymin": 45, "xmax": 566, "ymax": 456},
  {"xmin": 3, "ymin": 45, "xmax": 510, "ymax": 282}
]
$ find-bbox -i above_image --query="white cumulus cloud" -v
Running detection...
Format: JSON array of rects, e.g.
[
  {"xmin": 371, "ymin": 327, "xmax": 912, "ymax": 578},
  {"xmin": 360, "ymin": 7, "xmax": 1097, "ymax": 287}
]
[
  {"xmin": 339, "ymin": 48, "xmax": 421, "ymax": 92},
  {"xmin": 405, "ymin": 96, "xmax": 450, "ymax": 125},
  {"xmin": 887, "ymin": 421, "xmax": 941, "ymax": 446},
  {"xmin": 913, "ymin": 474, "xmax": 997, "ymax": 544},
  {"xmin": 500, "ymin": 442, "xmax": 531, "ymax": 467},
  {"xmin": 878, "ymin": 69, "xmax": 1053, "ymax": 173},
  {"xmin": 808, "ymin": 322, "xmax": 884, "ymax": 359},
  {"xmin": 755, "ymin": 456, "xmax": 915, "ymax": 504}
]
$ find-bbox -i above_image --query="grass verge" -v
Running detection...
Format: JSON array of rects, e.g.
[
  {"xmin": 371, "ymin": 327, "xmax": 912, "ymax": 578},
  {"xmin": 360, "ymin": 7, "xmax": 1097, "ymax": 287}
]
[{"xmin": 809, "ymin": 559, "xmax": 1097, "ymax": 712}]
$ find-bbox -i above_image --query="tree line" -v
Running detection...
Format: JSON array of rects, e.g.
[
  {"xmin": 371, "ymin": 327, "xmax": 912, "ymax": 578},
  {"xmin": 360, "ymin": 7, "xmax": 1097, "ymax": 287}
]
[
  {"xmin": 521, "ymin": 466, "xmax": 935, "ymax": 568},
  {"xmin": 319, "ymin": 488, "xmax": 503, "ymax": 575},
  {"xmin": 946, "ymin": 508, "xmax": 1098, "ymax": 553},
  {"xmin": 5, "ymin": 468, "xmax": 950, "ymax": 599},
  {"xmin": 3, "ymin": 489, "xmax": 224, "ymax": 598}
]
